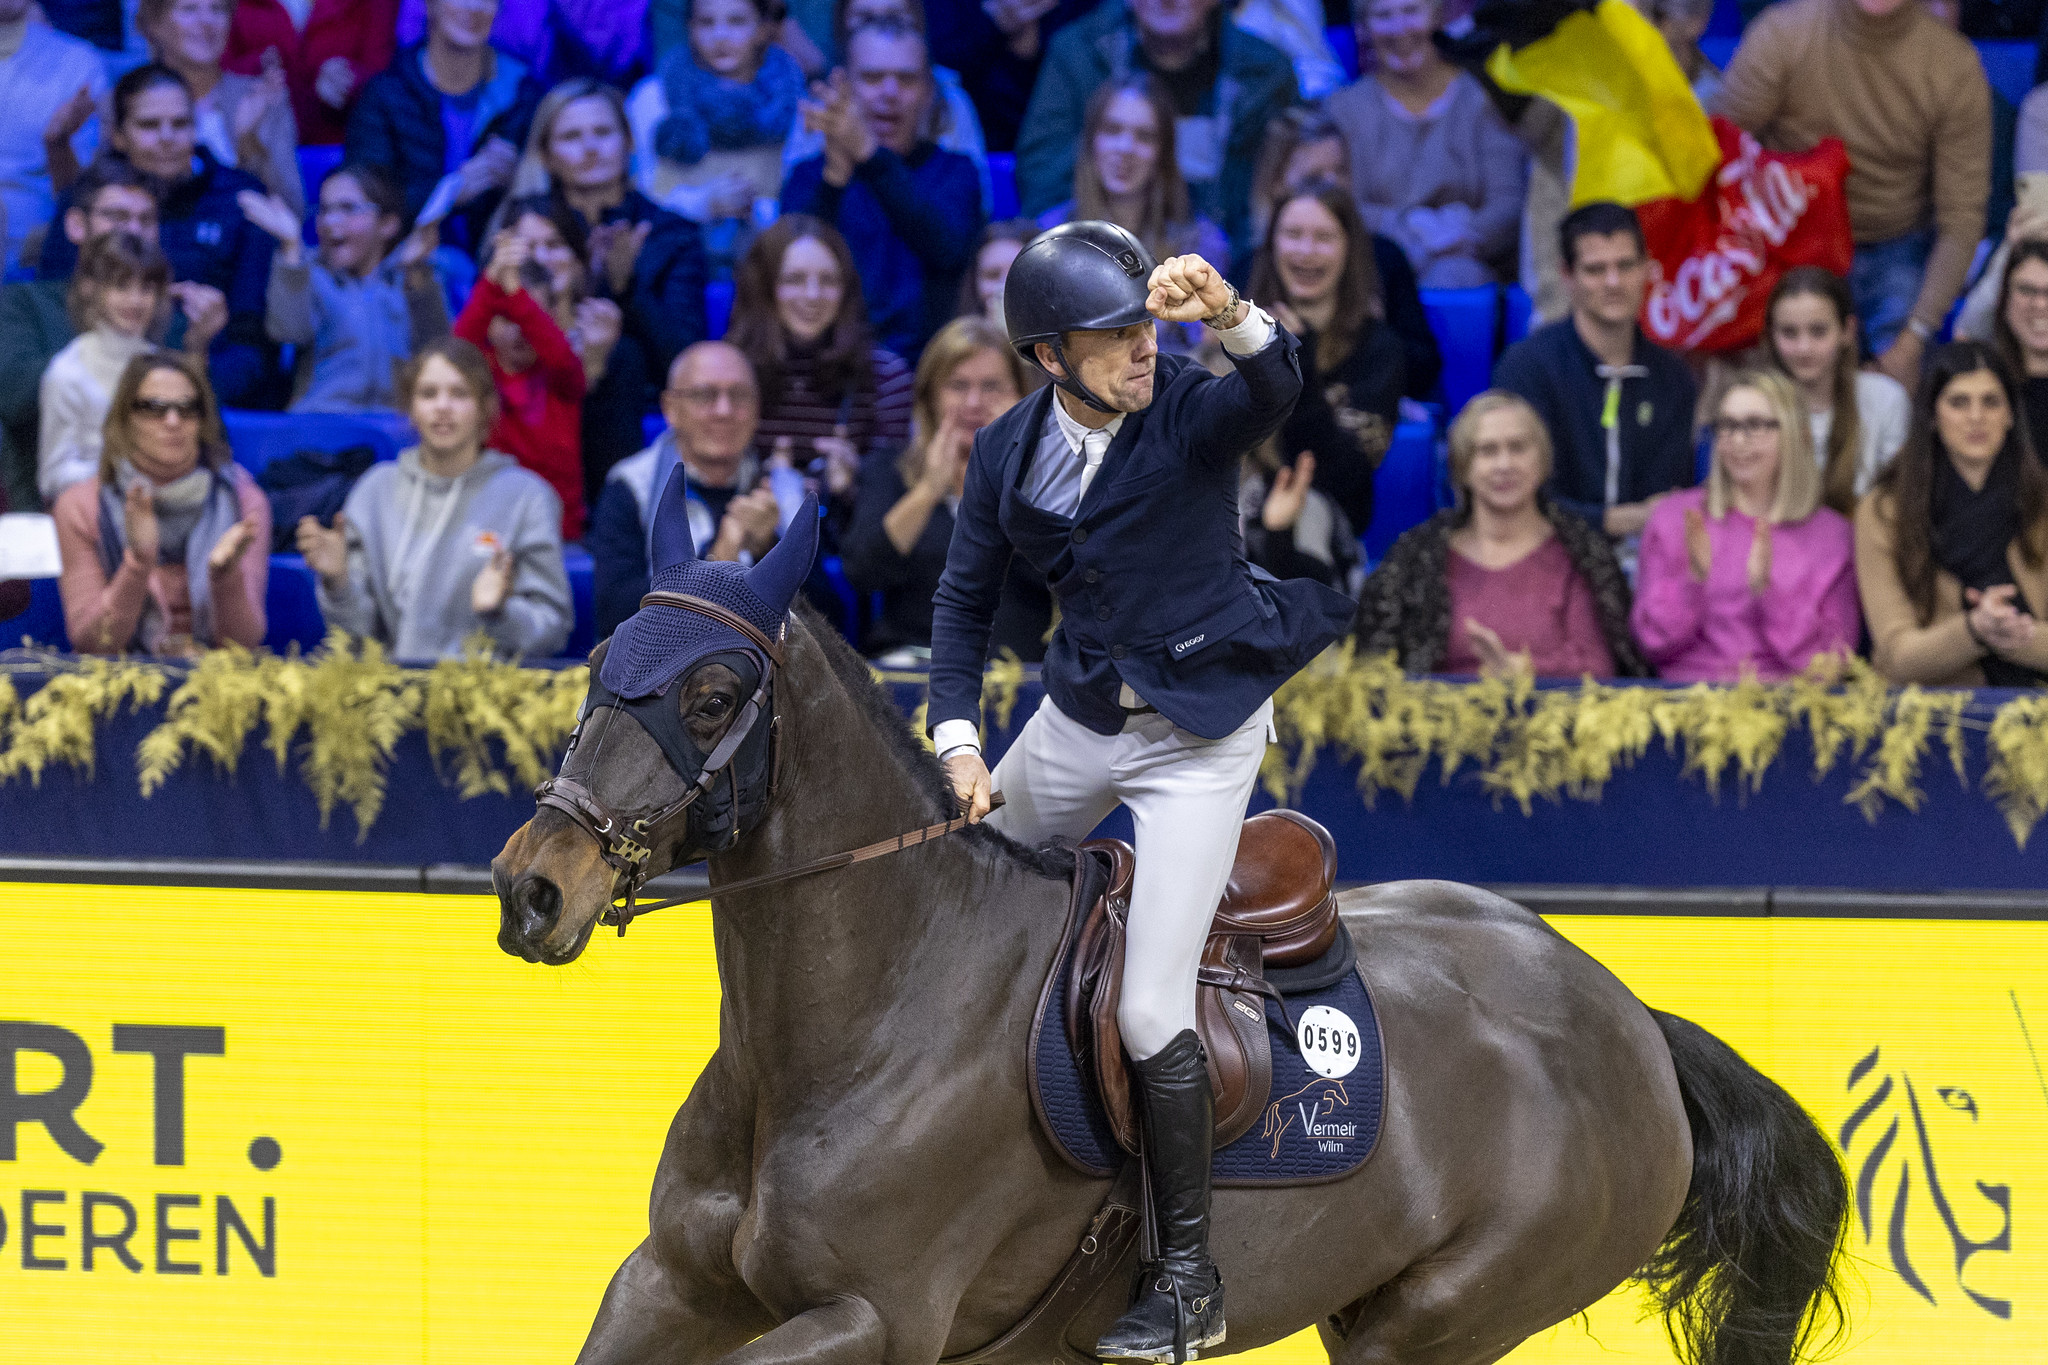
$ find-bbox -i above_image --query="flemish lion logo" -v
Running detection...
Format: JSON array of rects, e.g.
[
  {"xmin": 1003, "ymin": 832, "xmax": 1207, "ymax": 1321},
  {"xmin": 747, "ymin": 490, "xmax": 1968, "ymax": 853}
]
[{"xmin": 1839, "ymin": 1045, "xmax": 2013, "ymax": 1318}]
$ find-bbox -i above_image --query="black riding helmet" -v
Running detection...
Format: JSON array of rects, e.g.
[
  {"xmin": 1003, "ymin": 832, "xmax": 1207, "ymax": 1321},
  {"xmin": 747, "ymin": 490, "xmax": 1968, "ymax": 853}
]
[{"xmin": 1005, "ymin": 221, "xmax": 1157, "ymax": 413}]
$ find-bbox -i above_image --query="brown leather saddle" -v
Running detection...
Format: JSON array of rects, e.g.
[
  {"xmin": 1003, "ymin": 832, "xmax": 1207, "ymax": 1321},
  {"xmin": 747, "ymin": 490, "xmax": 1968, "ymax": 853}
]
[{"xmin": 1063, "ymin": 809, "xmax": 1341, "ymax": 1154}]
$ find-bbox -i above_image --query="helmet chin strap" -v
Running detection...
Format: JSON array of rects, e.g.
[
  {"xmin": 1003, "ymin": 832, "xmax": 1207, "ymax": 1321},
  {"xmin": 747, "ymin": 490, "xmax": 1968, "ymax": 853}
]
[{"xmin": 1044, "ymin": 336, "xmax": 1118, "ymax": 415}]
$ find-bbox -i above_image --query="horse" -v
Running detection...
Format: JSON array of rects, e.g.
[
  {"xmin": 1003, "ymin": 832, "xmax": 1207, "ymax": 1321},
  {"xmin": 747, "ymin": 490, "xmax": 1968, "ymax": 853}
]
[{"xmin": 491, "ymin": 500, "xmax": 1849, "ymax": 1365}]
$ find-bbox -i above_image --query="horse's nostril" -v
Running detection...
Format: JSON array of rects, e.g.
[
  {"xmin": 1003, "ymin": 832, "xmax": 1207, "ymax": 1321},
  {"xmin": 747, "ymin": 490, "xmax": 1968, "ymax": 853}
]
[{"xmin": 514, "ymin": 875, "xmax": 563, "ymax": 941}]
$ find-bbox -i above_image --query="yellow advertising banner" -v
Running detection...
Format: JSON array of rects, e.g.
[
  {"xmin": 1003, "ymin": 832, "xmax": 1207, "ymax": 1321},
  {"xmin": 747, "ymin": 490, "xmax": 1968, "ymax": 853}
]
[{"xmin": 2, "ymin": 885, "xmax": 2043, "ymax": 1363}]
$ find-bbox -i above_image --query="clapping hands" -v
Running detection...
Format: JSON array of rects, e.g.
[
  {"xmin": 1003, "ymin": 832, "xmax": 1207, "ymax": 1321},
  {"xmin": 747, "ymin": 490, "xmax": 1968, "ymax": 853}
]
[
  {"xmin": 1260, "ymin": 453, "xmax": 1316, "ymax": 532},
  {"xmin": 296, "ymin": 513, "xmax": 350, "ymax": 585},
  {"xmin": 588, "ymin": 220, "xmax": 652, "ymax": 297},
  {"xmin": 801, "ymin": 70, "xmax": 875, "ymax": 187},
  {"xmin": 1967, "ymin": 584, "xmax": 2037, "ymax": 657}
]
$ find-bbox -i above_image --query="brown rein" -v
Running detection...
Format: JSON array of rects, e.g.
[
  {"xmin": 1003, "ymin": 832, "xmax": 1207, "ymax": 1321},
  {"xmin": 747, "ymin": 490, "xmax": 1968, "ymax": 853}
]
[
  {"xmin": 601, "ymin": 793, "xmax": 1006, "ymax": 927},
  {"xmin": 563, "ymin": 589, "xmax": 999, "ymax": 935}
]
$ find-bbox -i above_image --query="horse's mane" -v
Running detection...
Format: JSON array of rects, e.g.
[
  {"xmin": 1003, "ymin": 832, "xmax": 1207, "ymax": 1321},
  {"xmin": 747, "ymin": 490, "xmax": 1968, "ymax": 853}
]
[{"xmin": 796, "ymin": 601, "xmax": 1075, "ymax": 882}]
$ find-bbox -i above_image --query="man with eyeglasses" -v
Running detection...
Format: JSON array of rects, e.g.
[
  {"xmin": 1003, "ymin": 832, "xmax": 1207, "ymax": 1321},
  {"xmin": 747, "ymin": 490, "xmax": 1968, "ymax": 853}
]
[
  {"xmin": 1493, "ymin": 201, "xmax": 1698, "ymax": 558},
  {"xmin": 0, "ymin": 161, "xmax": 207, "ymax": 516},
  {"xmin": 588, "ymin": 341, "xmax": 786, "ymax": 636}
]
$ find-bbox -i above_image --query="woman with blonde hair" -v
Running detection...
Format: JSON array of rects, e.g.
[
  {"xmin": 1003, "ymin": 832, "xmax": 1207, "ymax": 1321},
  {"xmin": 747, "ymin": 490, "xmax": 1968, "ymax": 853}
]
[
  {"xmin": 1354, "ymin": 390, "xmax": 1644, "ymax": 676},
  {"xmin": 53, "ymin": 351, "xmax": 268, "ymax": 655},
  {"xmin": 502, "ymin": 77, "xmax": 708, "ymax": 382},
  {"xmin": 1634, "ymin": 369, "xmax": 1859, "ymax": 682},
  {"xmin": 841, "ymin": 315, "xmax": 1050, "ymax": 661}
]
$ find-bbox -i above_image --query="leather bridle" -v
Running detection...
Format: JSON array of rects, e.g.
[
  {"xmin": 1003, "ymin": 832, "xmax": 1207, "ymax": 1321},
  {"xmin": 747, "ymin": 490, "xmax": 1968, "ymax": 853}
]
[
  {"xmin": 532, "ymin": 590, "xmax": 999, "ymax": 937},
  {"xmin": 535, "ymin": 590, "xmax": 785, "ymax": 934}
]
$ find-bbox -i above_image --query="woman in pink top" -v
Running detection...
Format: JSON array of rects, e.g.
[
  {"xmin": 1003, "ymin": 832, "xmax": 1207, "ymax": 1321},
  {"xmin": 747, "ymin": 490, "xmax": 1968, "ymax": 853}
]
[
  {"xmin": 1633, "ymin": 369, "xmax": 1858, "ymax": 682},
  {"xmin": 53, "ymin": 351, "xmax": 269, "ymax": 655},
  {"xmin": 1355, "ymin": 390, "xmax": 1647, "ymax": 676}
]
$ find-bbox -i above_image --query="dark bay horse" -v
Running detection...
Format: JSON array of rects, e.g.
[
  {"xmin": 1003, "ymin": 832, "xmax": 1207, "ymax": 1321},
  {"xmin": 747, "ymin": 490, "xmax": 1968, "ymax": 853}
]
[{"xmin": 493, "ymin": 603, "xmax": 1848, "ymax": 1365}]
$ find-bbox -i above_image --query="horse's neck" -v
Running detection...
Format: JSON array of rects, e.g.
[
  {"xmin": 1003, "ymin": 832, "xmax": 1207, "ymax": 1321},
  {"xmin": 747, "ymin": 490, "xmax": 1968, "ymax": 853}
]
[{"xmin": 706, "ymin": 630, "xmax": 1068, "ymax": 1080}]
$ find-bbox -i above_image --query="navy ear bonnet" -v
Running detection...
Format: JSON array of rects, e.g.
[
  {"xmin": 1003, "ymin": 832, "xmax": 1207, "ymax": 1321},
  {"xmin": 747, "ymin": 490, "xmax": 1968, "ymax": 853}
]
[{"xmin": 597, "ymin": 468, "xmax": 819, "ymax": 699}]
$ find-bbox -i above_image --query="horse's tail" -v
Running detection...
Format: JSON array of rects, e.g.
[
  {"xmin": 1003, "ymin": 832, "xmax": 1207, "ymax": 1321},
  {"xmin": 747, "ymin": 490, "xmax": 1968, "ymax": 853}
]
[{"xmin": 1634, "ymin": 1009, "xmax": 1849, "ymax": 1365}]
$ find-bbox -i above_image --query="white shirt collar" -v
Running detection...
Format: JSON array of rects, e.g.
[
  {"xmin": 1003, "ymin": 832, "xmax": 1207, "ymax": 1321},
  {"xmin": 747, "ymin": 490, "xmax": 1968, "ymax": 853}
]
[{"xmin": 1050, "ymin": 389, "xmax": 1123, "ymax": 454}]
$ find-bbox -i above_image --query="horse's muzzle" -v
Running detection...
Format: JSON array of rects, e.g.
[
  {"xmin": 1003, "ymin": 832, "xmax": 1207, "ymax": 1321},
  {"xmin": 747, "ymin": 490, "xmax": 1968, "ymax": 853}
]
[{"xmin": 496, "ymin": 871, "xmax": 586, "ymax": 964}]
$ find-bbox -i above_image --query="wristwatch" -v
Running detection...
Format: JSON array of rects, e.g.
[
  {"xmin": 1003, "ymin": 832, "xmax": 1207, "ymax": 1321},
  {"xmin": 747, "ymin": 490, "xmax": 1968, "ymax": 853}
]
[
  {"xmin": 1905, "ymin": 317, "xmax": 1936, "ymax": 343},
  {"xmin": 1201, "ymin": 283, "xmax": 1247, "ymax": 330}
]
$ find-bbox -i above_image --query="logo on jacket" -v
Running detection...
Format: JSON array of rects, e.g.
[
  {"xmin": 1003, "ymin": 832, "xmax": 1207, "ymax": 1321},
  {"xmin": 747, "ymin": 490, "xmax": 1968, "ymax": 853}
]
[
  {"xmin": 196, "ymin": 221, "xmax": 223, "ymax": 247},
  {"xmin": 1173, "ymin": 633, "xmax": 1206, "ymax": 655}
]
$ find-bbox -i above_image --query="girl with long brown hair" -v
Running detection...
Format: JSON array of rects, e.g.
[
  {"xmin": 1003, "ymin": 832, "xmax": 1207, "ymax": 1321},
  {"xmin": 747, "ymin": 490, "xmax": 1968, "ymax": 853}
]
[
  {"xmin": 725, "ymin": 214, "xmax": 912, "ymax": 501},
  {"xmin": 1761, "ymin": 266, "xmax": 1908, "ymax": 515},
  {"xmin": 1857, "ymin": 341, "xmax": 2048, "ymax": 685},
  {"xmin": 1245, "ymin": 181, "xmax": 1403, "ymax": 533}
]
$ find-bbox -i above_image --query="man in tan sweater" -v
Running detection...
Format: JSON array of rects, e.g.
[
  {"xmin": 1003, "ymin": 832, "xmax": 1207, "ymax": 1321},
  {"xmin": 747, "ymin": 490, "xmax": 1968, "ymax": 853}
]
[{"xmin": 1713, "ymin": 0, "xmax": 1989, "ymax": 390}]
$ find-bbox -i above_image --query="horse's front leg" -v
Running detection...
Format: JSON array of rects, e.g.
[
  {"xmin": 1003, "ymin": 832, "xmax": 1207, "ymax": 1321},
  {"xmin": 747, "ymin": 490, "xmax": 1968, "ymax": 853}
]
[{"xmin": 577, "ymin": 1238, "xmax": 775, "ymax": 1365}]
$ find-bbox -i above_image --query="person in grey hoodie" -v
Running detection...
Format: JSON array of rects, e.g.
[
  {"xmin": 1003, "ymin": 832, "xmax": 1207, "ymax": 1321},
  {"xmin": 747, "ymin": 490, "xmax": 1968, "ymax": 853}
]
[{"xmin": 296, "ymin": 335, "xmax": 571, "ymax": 660}]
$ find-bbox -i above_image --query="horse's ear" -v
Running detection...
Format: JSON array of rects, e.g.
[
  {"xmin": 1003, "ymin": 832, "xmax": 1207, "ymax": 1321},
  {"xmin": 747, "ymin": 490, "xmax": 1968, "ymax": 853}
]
[
  {"xmin": 746, "ymin": 492, "xmax": 819, "ymax": 615},
  {"xmin": 649, "ymin": 462, "xmax": 698, "ymax": 575}
]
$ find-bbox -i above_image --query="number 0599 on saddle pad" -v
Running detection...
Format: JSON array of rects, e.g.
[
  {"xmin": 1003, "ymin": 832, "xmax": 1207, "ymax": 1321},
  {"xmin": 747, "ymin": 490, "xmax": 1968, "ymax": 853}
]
[{"xmin": 1028, "ymin": 820, "xmax": 1386, "ymax": 1186}]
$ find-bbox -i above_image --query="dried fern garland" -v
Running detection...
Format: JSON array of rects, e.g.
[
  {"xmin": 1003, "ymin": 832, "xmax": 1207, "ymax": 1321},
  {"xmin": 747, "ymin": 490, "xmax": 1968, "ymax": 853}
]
[{"xmin": 5, "ymin": 640, "xmax": 2048, "ymax": 846}]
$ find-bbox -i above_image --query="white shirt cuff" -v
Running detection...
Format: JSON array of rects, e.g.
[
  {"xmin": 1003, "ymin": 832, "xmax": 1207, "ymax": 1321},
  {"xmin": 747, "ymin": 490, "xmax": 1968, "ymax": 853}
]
[
  {"xmin": 932, "ymin": 719, "xmax": 981, "ymax": 761},
  {"xmin": 1218, "ymin": 304, "xmax": 1276, "ymax": 356}
]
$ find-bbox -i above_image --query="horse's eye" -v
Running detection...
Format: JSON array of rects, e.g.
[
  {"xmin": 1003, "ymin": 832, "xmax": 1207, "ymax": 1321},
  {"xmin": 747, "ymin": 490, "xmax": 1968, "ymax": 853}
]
[{"xmin": 702, "ymin": 695, "xmax": 730, "ymax": 717}]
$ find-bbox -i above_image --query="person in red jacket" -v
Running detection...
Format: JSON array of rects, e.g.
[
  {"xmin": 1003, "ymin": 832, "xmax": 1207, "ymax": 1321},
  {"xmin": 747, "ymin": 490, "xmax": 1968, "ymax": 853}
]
[
  {"xmin": 224, "ymin": 0, "xmax": 398, "ymax": 146},
  {"xmin": 454, "ymin": 229, "xmax": 588, "ymax": 539}
]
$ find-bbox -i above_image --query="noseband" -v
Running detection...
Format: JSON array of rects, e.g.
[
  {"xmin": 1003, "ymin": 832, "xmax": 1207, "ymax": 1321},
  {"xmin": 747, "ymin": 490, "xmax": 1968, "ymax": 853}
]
[{"xmin": 535, "ymin": 591, "xmax": 785, "ymax": 934}]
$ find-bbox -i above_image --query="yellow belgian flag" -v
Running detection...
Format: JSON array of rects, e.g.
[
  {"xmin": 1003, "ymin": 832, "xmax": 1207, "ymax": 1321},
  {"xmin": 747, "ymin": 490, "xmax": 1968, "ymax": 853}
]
[{"xmin": 1485, "ymin": 0, "xmax": 1722, "ymax": 208}]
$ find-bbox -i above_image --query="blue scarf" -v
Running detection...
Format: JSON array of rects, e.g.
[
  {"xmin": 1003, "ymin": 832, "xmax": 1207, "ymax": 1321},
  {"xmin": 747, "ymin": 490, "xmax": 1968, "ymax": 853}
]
[{"xmin": 654, "ymin": 43, "xmax": 805, "ymax": 166}]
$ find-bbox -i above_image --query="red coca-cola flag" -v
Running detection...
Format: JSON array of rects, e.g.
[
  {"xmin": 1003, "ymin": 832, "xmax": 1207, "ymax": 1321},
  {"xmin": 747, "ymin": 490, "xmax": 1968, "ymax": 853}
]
[{"xmin": 1635, "ymin": 119, "xmax": 1854, "ymax": 354}]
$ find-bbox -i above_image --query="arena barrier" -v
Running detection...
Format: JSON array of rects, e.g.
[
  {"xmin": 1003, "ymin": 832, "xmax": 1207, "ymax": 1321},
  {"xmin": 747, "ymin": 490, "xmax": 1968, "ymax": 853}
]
[
  {"xmin": 4, "ymin": 649, "xmax": 2048, "ymax": 889},
  {"xmin": 2, "ymin": 882, "xmax": 2041, "ymax": 1363}
]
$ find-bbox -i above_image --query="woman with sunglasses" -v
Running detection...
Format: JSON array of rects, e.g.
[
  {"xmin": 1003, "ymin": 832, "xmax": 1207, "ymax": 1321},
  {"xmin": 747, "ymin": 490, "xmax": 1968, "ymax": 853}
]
[{"xmin": 52, "ymin": 351, "xmax": 268, "ymax": 655}]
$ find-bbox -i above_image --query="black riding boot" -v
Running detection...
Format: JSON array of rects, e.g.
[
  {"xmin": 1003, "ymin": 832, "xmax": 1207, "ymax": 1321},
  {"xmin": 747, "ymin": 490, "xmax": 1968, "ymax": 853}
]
[{"xmin": 1095, "ymin": 1030, "xmax": 1225, "ymax": 1364}]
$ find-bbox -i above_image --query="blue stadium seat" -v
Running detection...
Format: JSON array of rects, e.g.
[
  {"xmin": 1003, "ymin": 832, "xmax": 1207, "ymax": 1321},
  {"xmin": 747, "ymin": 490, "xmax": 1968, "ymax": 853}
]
[
  {"xmin": 296, "ymin": 146, "xmax": 345, "ymax": 244},
  {"xmin": 222, "ymin": 408, "xmax": 404, "ymax": 478},
  {"xmin": 1362, "ymin": 419, "xmax": 1442, "ymax": 563},
  {"xmin": 298, "ymin": 145, "xmax": 344, "ymax": 193},
  {"xmin": 563, "ymin": 545, "xmax": 596, "ymax": 658},
  {"xmin": 1420, "ymin": 286, "xmax": 1499, "ymax": 420},
  {"xmin": 989, "ymin": 152, "xmax": 1019, "ymax": 222},
  {"xmin": 9, "ymin": 577, "xmax": 70, "ymax": 650},
  {"xmin": 1325, "ymin": 24, "xmax": 1359, "ymax": 82},
  {"xmin": 1504, "ymin": 284, "xmax": 1534, "ymax": 348},
  {"xmin": 705, "ymin": 279, "xmax": 735, "ymax": 339},
  {"xmin": 816, "ymin": 553, "xmax": 860, "ymax": 640},
  {"xmin": 2, "ymin": 560, "xmax": 322, "ymax": 654},
  {"xmin": 265, "ymin": 553, "xmax": 326, "ymax": 654}
]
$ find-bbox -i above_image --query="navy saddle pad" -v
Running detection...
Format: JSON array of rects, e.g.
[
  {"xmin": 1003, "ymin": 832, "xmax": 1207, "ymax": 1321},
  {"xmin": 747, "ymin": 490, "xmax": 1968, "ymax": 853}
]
[{"xmin": 1030, "ymin": 918, "xmax": 1386, "ymax": 1187}]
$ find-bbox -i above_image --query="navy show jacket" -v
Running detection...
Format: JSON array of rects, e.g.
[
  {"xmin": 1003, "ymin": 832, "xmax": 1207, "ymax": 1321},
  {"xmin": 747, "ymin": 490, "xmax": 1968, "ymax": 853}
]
[{"xmin": 928, "ymin": 333, "xmax": 1355, "ymax": 741}]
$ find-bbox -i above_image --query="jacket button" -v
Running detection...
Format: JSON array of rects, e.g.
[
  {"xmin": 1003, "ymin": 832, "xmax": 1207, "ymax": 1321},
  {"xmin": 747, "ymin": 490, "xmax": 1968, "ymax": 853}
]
[
  {"xmin": 1110, "ymin": 645, "xmax": 1126, "ymax": 660},
  {"xmin": 1072, "ymin": 528, "xmax": 1089, "ymax": 544},
  {"xmin": 1096, "ymin": 605, "xmax": 1111, "ymax": 621},
  {"xmin": 1084, "ymin": 568, "xmax": 1100, "ymax": 583}
]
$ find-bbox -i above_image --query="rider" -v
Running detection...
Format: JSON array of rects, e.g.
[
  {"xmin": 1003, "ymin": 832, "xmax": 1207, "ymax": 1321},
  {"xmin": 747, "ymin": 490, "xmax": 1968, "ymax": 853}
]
[{"xmin": 929, "ymin": 222, "xmax": 1354, "ymax": 1362}]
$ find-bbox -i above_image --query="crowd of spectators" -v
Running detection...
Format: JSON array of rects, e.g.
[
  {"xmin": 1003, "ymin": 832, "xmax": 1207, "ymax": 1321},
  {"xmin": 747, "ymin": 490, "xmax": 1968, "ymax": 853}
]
[{"xmin": 0, "ymin": 0, "xmax": 2045, "ymax": 696}]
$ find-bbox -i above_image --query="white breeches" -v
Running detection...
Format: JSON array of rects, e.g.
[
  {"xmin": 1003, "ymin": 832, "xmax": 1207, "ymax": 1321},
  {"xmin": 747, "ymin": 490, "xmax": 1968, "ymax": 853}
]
[{"xmin": 986, "ymin": 695, "xmax": 1273, "ymax": 1060}]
